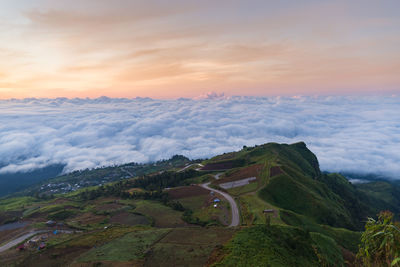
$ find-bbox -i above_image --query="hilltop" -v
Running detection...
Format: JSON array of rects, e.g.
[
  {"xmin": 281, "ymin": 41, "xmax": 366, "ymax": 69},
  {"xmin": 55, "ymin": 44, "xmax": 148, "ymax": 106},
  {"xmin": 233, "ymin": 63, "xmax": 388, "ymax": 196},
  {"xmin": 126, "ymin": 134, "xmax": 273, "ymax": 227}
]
[{"xmin": 0, "ymin": 142, "xmax": 399, "ymax": 266}]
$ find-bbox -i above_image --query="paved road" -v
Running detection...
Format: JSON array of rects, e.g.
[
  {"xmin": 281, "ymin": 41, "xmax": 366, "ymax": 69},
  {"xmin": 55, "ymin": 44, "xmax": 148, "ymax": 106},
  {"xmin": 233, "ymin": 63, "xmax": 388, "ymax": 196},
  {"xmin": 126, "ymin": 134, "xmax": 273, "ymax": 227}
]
[
  {"xmin": 220, "ymin": 177, "xmax": 257, "ymax": 189},
  {"xmin": 178, "ymin": 163, "xmax": 204, "ymax": 172},
  {"xmin": 200, "ymin": 182, "xmax": 240, "ymax": 227},
  {"xmin": 0, "ymin": 230, "xmax": 47, "ymax": 253}
]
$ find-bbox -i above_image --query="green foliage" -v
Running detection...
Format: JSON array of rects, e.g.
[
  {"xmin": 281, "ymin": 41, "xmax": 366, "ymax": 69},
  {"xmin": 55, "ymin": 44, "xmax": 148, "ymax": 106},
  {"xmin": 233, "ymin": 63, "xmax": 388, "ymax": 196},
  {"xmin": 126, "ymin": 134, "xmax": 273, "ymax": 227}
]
[
  {"xmin": 213, "ymin": 225, "xmax": 322, "ymax": 267},
  {"xmin": 356, "ymin": 181, "xmax": 400, "ymax": 218},
  {"xmin": 259, "ymin": 171, "xmax": 355, "ymax": 229},
  {"xmin": 310, "ymin": 232, "xmax": 344, "ymax": 267},
  {"xmin": 133, "ymin": 200, "xmax": 185, "ymax": 227},
  {"xmin": 0, "ymin": 196, "xmax": 37, "ymax": 212},
  {"xmin": 280, "ymin": 209, "xmax": 361, "ymax": 252},
  {"xmin": 357, "ymin": 211, "xmax": 400, "ymax": 267},
  {"xmin": 181, "ymin": 209, "xmax": 211, "ymax": 226}
]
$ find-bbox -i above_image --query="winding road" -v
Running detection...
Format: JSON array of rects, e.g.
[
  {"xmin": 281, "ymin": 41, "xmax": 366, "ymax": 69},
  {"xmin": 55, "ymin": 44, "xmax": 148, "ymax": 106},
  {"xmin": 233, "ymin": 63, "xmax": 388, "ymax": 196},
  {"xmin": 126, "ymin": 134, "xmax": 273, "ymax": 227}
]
[{"xmin": 200, "ymin": 181, "xmax": 240, "ymax": 227}]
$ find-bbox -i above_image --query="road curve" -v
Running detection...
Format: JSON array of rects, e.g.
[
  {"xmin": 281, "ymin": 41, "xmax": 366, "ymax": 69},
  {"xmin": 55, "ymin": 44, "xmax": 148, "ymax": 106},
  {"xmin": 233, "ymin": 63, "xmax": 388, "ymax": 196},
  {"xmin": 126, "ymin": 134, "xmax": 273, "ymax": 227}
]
[
  {"xmin": 0, "ymin": 230, "xmax": 48, "ymax": 253},
  {"xmin": 178, "ymin": 163, "xmax": 204, "ymax": 172},
  {"xmin": 200, "ymin": 182, "xmax": 240, "ymax": 227}
]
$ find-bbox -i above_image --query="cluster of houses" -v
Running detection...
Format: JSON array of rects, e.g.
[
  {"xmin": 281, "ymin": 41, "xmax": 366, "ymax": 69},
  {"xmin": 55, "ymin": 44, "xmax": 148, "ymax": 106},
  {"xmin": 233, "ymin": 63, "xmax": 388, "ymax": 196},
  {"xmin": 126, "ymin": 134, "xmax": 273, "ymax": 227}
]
[
  {"xmin": 16, "ymin": 220, "xmax": 77, "ymax": 252},
  {"xmin": 17, "ymin": 234, "xmax": 48, "ymax": 251}
]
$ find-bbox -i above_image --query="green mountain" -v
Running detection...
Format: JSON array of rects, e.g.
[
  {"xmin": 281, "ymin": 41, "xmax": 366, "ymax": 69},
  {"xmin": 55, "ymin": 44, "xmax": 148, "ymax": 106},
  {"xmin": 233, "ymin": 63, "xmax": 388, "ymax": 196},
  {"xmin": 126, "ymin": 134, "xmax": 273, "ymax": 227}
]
[{"xmin": 0, "ymin": 142, "xmax": 399, "ymax": 267}]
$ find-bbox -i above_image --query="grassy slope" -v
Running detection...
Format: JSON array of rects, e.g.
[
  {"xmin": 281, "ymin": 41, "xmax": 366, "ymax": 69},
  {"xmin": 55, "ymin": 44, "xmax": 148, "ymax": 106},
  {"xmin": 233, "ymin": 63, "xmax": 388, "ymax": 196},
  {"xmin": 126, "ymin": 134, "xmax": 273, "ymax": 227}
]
[
  {"xmin": 77, "ymin": 228, "xmax": 170, "ymax": 263},
  {"xmin": 212, "ymin": 225, "xmax": 343, "ymax": 267}
]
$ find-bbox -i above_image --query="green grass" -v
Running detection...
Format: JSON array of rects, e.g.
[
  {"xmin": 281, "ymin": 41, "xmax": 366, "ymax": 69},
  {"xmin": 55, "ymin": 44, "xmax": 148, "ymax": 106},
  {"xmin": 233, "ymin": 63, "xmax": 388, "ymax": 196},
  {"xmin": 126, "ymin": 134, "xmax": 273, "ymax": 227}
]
[
  {"xmin": 134, "ymin": 200, "xmax": 185, "ymax": 227},
  {"xmin": 59, "ymin": 226, "xmax": 144, "ymax": 248},
  {"xmin": 212, "ymin": 225, "xmax": 321, "ymax": 267},
  {"xmin": 258, "ymin": 170, "xmax": 355, "ymax": 229},
  {"xmin": 179, "ymin": 195, "xmax": 208, "ymax": 211},
  {"xmin": 0, "ymin": 196, "xmax": 38, "ymax": 212},
  {"xmin": 48, "ymin": 209, "xmax": 77, "ymax": 220},
  {"xmin": 227, "ymin": 181, "xmax": 258, "ymax": 196},
  {"xmin": 280, "ymin": 209, "xmax": 361, "ymax": 252},
  {"xmin": 178, "ymin": 195, "xmax": 229, "ymax": 225},
  {"xmin": 239, "ymin": 194, "xmax": 284, "ymax": 225},
  {"xmin": 146, "ymin": 227, "xmax": 235, "ymax": 267},
  {"xmin": 77, "ymin": 228, "xmax": 170, "ymax": 262},
  {"xmin": 310, "ymin": 232, "xmax": 344, "ymax": 267}
]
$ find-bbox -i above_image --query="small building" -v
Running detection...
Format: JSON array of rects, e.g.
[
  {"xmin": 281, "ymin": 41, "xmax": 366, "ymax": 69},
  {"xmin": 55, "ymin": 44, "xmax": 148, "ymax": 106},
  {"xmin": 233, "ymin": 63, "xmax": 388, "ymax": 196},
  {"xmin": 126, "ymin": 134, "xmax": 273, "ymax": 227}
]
[
  {"xmin": 213, "ymin": 204, "xmax": 218, "ymax": 208},
  {"xmin": 213, "ymin": 198, "xmax": 221, "ymax": 203}
]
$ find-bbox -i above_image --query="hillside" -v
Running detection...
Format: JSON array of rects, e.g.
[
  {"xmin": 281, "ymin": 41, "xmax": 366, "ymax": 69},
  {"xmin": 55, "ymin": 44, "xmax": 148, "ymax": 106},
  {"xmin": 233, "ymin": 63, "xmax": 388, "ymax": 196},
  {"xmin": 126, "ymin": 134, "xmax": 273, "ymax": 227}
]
[{"xmin": 0, "ymin": 142, "xmax": 399, "ymax": 266}]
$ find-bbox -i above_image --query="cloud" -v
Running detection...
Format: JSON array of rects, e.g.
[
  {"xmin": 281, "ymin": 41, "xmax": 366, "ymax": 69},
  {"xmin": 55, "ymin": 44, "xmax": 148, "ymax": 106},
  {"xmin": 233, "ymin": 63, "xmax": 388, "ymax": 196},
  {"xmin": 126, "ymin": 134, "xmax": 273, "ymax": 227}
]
[
  {"xmin": 0, "ymin": 96, "xmax": 399, "ymax": 179},
  {"xmin": 2, "ymin": 1, "xmax": 400, "ymax": 98}
]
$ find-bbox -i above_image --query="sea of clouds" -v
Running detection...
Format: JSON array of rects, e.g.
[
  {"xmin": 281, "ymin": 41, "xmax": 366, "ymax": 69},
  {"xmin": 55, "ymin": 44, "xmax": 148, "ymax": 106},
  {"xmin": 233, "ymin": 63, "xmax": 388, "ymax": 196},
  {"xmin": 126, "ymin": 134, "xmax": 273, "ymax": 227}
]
[{"xmin": 0, "ymin": 95, "xmax": 399, "ymax": 179}]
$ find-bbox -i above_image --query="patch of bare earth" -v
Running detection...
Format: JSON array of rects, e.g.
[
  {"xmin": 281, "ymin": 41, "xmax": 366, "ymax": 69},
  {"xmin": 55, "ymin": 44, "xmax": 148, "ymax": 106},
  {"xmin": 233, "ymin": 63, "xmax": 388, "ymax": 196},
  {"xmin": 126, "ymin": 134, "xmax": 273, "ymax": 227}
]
[
  {"xmin": 201, "ymin": 162, "xmax": 234, "ymax": 171},
  {"xmin": 270, "ymin": 166, "xmax": 283, "ymax": 177},
  {"xmin": 168, "ymin": 186, "xmax": 209, "ymax": 199},
  {"xmin": 215, "ymin": 164, "xmax": 263, "ymax": 184}
]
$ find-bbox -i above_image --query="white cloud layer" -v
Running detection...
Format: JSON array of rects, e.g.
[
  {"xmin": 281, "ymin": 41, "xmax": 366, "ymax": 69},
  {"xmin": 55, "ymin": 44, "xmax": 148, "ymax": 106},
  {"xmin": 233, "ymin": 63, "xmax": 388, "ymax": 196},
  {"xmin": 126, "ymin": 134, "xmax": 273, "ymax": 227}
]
[{"xmin": 0, "ymin": 96, "xmax": 399, "ymax": 179}]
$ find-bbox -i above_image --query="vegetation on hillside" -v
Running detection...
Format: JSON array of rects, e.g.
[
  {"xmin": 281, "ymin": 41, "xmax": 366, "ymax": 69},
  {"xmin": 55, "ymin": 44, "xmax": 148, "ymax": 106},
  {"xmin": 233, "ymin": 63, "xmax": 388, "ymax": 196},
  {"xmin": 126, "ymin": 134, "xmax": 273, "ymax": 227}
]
[
  {"xmin": 357, "ymin": 211, "xmax": 400, "ymax": 267},
  {"xmin": 1, "ymin": 142, "xmax": 400, "ymax": 266},
  {"xmin": 212, "ymin": 225, "xmax": 344, "ymax": 267}
]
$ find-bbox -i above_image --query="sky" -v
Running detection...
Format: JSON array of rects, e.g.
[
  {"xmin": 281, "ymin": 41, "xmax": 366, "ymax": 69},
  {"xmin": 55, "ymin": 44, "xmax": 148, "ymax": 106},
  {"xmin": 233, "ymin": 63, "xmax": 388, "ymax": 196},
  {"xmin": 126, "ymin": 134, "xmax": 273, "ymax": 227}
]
[
  {"xmin": 1, "ymin": 96, "xmax": 400, "ymax": 179},
  {"xmin": 0, "ymin": 0, "xmax": 399, "ymax": 98}
]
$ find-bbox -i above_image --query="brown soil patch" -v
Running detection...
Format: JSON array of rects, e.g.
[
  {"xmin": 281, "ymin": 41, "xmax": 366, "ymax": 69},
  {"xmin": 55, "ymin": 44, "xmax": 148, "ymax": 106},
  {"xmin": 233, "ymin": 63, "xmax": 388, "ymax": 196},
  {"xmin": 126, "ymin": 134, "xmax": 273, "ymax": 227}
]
[
  {"xmin": 215, "ymin": 164, "xmax": 263, "ymax": 184},
  {"xmin": 201, "ymin": 162, "xmax": 234, "ymax": 171},
  {"xmin": 270, "ymin": 166, "xmax": 283, "ymax": 177},
  {"xmin": 168, "ymin": 186, "xmax": 209, "ymax": 199}
]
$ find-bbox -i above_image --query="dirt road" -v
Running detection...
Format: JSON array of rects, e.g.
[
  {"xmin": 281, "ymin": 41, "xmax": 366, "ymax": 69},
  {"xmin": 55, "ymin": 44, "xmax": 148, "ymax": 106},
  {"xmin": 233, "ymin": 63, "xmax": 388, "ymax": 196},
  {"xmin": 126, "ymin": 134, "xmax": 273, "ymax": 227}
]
[{"xmin": 200, "ymin": 182, "xmax": 240, "ymax": 227}]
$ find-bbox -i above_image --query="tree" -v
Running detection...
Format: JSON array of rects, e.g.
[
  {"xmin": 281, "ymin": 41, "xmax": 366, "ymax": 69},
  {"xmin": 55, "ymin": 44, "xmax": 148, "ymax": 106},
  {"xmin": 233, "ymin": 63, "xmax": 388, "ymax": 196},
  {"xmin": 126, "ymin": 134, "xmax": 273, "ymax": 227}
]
[{"xmin": 357, "ymin": 211, "xmax": 400, "ymax": 267}]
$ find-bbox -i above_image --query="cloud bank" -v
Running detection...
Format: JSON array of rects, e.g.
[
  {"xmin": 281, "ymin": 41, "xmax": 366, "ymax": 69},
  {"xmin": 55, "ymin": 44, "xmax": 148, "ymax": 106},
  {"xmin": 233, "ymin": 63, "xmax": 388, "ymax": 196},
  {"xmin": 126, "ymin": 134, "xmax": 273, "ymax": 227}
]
[{"xmin": 0, "ymin": 96, "xmax": 399, "ymax": 179}]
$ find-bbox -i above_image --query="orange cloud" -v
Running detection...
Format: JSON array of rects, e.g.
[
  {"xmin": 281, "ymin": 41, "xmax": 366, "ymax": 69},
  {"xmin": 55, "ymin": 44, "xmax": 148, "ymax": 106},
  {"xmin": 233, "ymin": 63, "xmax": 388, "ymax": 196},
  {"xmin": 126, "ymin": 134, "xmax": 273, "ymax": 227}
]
[{"xmin": 0, "ymin": 1, "xmax": 399, "ymax": 98}]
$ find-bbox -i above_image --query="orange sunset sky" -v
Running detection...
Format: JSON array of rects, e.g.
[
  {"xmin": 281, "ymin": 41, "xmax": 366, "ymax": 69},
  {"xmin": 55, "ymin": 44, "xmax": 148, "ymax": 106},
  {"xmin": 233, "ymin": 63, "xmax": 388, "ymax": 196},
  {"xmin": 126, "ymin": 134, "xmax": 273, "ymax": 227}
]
[{"xmin": 0, "ymin": 0, "xmax": 399, "ymax": 99}]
